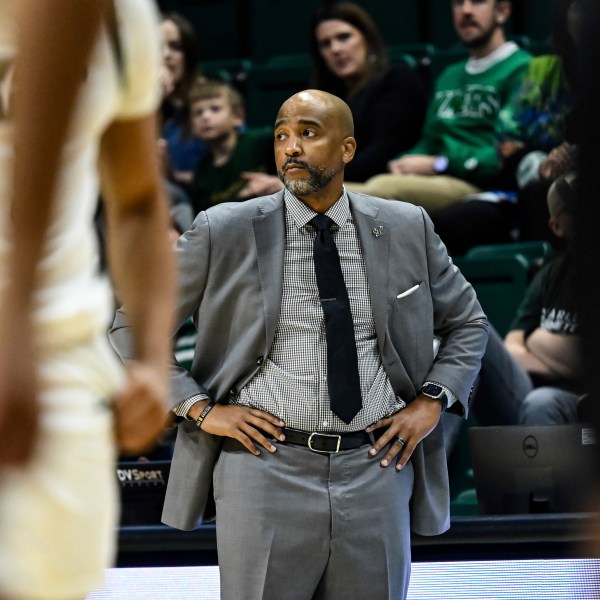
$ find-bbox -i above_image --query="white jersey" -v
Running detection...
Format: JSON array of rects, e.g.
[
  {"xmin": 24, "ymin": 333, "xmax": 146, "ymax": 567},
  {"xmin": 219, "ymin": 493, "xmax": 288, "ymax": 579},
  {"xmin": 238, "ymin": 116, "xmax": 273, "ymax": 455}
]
[{"xmin": 0, "ymin": 0, "xmax": 161, "ymax": 350}]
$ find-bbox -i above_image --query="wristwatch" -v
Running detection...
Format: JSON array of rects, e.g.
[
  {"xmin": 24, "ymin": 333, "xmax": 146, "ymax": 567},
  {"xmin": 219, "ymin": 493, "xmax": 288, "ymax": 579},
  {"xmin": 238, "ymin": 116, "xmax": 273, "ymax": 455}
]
[
  {"xmin": 421, "ymin": 383, "xmax": 449, "ymax": 411},
  {"xmin": 433, "ymin": 155, "xmax": 449, "ymax": 174}
]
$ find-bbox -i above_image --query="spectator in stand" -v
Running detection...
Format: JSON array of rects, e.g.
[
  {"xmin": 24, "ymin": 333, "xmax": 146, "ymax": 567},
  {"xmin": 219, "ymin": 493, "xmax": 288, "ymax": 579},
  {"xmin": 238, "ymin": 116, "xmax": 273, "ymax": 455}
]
[
  {"xmin": 159, "ymin": 12, "xmax": 206, "ymax": 190},
  {"xmin": 432, "ymin": 0, "xmax": 582, "ymax": 255},
  {"xmin": 189, "ymin": 79, "xmax": 282, "ymax": 215},
  {"xmin": 346, "ymin": 0, "xmax": 530, "ymax": 213},
  {"xmin": 508, "ymin": 172, "xmax": 584, "ymax": 424},
  {"xmin": 309, "ymin": 1, "xmax": 427, "ymax": 182},
  {"xmin": 465, "ymin": 172, "xmax": 583, "ymax": 431}
]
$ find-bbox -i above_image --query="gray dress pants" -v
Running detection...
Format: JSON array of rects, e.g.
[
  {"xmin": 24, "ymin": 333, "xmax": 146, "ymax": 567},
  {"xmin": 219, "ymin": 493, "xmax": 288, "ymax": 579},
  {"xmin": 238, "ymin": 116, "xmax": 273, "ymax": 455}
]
[{"xmin": 213, "ymin": 437, "xmax": 414, "ymax": 600}]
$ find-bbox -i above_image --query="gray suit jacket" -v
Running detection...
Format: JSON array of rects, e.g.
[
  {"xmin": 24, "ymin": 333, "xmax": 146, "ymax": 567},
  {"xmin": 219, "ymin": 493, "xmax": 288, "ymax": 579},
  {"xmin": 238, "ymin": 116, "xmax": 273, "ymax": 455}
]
[{"xmin": 110, "ymin": 190, "xmax": 489, "ymax": 536}]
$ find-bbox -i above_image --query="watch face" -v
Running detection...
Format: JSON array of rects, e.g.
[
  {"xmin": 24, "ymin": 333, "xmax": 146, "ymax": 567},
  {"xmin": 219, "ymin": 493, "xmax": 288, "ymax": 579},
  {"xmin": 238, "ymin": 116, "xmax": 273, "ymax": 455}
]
[{"xmin": 422, "ymin": 384, "xmax": 444, "ymax": 398}]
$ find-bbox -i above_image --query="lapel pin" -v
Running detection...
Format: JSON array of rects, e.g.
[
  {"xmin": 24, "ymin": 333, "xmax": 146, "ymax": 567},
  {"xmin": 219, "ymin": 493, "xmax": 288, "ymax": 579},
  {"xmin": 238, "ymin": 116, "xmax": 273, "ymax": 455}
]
[{"xmin": 372, "ymin": 225, "xmax": 383, "ymax": 238}]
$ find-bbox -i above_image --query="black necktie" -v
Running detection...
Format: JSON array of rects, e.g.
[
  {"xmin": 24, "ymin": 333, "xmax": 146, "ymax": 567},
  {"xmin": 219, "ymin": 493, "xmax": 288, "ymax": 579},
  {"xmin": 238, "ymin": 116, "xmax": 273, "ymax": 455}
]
[{"xmin": 311, "ymin": 214, "xmax": 362, "ymax": 424}]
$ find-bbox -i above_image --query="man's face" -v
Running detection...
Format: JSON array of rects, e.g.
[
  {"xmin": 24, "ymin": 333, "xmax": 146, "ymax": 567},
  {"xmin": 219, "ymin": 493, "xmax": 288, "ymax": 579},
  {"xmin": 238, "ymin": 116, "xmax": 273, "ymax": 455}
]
[
  {"xmin": 274, "ymin": 93, "xmax": 350, "ymax": 198},
  {"xmin": 452, "ymin": 0, "xmax": 506, "ymax": 49}
]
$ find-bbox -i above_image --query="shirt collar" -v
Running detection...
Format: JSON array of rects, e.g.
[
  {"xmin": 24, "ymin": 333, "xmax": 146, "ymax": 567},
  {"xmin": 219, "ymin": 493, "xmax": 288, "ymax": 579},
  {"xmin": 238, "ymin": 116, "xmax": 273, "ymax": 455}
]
[
  {"xmin": 284, "ymin": 187, "xmax": 350, "ymax": 230},
  {"xmin": 465, "ymin": 41, "xmax": 519, "ymax": 75}
]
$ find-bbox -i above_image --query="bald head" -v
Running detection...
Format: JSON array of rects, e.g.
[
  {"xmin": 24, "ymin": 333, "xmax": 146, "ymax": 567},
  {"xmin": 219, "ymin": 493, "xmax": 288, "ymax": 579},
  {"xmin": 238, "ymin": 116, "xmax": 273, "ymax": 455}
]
[
  {"xmin": 276, "ymin": 89, "xmax": 354, "ymax": 138},
  {"xmin": 273, "ymin": 89, "xmax": 356, "ymax": 211}
]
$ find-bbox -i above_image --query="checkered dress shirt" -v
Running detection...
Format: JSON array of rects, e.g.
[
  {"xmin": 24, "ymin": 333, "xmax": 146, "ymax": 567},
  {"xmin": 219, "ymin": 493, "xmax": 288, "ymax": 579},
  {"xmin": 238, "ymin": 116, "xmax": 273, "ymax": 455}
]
[{"xmin": 230, "ymin": 189, "xmax": 405, "ymax": 432}]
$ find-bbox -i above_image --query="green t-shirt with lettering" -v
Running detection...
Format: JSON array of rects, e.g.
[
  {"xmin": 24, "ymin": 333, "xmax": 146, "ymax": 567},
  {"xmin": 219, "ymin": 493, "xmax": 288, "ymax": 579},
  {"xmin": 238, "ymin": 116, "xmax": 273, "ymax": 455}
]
[{"xmin": 405, "ymin": 43, "xmax": 531, "ymax": 187}]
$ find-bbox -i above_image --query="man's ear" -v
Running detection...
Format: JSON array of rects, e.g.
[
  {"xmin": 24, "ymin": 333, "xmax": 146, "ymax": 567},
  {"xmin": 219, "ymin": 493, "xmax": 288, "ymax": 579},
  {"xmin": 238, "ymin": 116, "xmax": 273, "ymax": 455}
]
[
  {"xmin": 548, "ymin": 216, "xmax": 564, "ymax": 239},
  {"xmin": 342, "ymin": 136, "xmax": 357, "ymax": 164},
  {"xmin": 495, "ymin": 1, "xmax": 511, "ymax": 25}
]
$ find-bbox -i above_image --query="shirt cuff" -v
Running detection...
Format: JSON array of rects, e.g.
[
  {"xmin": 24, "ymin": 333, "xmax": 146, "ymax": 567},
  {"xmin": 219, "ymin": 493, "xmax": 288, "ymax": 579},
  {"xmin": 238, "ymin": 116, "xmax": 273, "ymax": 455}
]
[{"xmin": 173, "ymin": 393, "xmax": 210, "ymax": 419}]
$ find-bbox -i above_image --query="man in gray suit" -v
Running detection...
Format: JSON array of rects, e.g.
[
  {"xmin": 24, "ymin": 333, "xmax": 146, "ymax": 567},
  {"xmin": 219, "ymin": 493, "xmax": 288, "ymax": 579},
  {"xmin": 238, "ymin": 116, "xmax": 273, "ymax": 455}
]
[{"xmin": 111, "ymin": 89, "xmax": 489, "ymax": 600}]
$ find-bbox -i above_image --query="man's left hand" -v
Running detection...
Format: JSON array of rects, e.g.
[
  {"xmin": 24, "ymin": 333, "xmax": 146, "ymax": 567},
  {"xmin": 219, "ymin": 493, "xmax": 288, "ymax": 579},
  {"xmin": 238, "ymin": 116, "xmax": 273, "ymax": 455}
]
[{"xmin": 365, "ymin": 395, "xmax": 443, "ymax": 470}]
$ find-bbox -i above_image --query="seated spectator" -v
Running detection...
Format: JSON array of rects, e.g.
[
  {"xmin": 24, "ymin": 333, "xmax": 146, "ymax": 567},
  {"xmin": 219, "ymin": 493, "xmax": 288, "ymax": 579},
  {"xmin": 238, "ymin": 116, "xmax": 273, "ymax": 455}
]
[
  {"xmin": 432, "ymin": 0, "xmax": 582, "ymax": 255},
  {"xmin": 189, "ymin": 80, "xmax": 282, "ymax": 215},
  {"xmin": 309, "ymin": 1, "xmax": 427, "ymax": 182},
  {"xmin": 346, "ymin": 0, "xmax": 531, "ymax": 213},
  {"xmin": 159, "ymin": 12, "xmax": 207, "ymax": 190},
  {"xmin": 444, "ymin": 171, "xmax": 584, "ymax": 449}
]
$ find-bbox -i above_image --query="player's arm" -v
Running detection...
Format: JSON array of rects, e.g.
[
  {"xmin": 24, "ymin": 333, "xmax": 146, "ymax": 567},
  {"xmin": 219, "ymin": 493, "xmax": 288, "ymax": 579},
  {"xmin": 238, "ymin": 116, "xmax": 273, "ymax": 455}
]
[
  {"xmin": 0, "ymin": 1, "xmax": 108, "ymax": 467},
  {"xmin": 99, "ymin": 113, "xmax": 176, "ymax": 455},
  {"xmin": 9, "ymin": 0, "xmax": 109, "ymax": 306}
]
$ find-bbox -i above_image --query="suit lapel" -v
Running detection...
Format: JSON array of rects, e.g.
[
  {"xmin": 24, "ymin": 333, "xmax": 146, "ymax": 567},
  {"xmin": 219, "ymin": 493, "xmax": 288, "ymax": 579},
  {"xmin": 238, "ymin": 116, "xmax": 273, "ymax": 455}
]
[
  {"xmin": 350, "ymin": 194, "xmax": 390, "ymax": 341},
  {"xmin": 349, "ymin": 192, "xmax": 413, "ymax": 391},
  {"xmin": 252, "ymin": 193, "xmax": 285, "ymax": 349}
]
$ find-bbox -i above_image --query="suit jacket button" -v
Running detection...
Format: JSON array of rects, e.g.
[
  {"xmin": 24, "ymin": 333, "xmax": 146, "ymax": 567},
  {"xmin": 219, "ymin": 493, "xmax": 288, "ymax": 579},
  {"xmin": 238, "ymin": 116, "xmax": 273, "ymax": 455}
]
[{"xmin": 256, "ymin": 356, "xmax": 264, "ymax": 365}]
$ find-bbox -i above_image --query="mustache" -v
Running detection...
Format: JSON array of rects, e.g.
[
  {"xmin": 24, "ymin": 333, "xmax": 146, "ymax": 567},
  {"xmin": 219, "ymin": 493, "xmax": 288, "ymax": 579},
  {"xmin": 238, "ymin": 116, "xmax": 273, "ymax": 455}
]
[
  {"xmin": 460, "ymin": 18, "xmax": 479, "ymax": 27},
  {"xmin": 282, "ymin": 158, "xmax": 311, "ymax": 170}
]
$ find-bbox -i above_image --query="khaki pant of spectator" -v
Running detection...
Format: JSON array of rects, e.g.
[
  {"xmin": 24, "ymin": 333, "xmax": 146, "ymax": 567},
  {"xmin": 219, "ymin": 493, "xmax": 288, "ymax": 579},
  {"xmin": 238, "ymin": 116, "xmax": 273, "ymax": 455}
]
[{"xmin": 346, "ymin": 174, "xmax": 481, "ymax": 213}]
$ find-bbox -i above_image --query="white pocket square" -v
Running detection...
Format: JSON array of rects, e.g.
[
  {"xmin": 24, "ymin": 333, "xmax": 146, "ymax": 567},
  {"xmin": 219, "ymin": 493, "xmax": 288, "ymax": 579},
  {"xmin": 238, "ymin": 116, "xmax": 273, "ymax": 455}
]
[{"xmin": 396, "ymin": 284, "xmax": 420, "ymax": 299}]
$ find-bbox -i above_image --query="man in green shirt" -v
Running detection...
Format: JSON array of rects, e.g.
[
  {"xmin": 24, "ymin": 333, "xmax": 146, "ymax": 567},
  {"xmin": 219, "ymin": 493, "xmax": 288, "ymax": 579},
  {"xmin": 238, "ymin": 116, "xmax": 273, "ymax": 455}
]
[{"xmin": 346, "ymin": 0, "xmax": 531, "ymax": 213}]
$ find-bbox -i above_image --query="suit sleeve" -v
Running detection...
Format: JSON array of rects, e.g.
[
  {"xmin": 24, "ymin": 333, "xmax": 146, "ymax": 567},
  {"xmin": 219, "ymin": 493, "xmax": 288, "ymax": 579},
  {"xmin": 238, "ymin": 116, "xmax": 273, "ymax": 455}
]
[{"xmin": 421, "ymin": 208, "xmax": 490, "ymax": 416}]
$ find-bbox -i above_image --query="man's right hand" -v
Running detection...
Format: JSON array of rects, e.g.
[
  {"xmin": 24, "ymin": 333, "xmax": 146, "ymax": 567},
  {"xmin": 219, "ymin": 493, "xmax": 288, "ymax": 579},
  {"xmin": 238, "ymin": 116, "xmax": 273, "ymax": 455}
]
[
  {"xmin": 190, "ymin": 401, "xmax": 285, "ymax": 456},
  {"xmin": 113, "ymin": 361, "xmax": 171, "ymax": 456}
]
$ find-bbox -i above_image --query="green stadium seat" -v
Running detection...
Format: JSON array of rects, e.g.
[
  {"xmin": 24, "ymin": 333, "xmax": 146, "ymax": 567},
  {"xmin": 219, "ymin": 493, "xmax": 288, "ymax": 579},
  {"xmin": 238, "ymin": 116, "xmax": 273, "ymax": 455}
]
[
  {"xmin": 465, "ymin": 241, "xmax": 554, "ymax": 281},
  {"xmin": 453, "ymin": 253, "xmax": 530, "ymax": 338},
  {"xmin": 465, "ymin": 240, "xmax": 553, "ymax": 263},
  {"xmin": 201, "ymin": 58, "xmax": 253, "ymax": 86},
  {"xmin": 244, "ymin": 54, "xmax": 311, "ymax": 127}
]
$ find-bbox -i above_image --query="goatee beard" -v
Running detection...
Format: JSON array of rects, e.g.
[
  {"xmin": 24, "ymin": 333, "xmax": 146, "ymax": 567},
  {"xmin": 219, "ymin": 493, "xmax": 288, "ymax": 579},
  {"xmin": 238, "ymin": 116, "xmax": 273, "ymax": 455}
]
[{"xmin": 278, "ymin": 159, "xmax": 338, "ymax": 197}]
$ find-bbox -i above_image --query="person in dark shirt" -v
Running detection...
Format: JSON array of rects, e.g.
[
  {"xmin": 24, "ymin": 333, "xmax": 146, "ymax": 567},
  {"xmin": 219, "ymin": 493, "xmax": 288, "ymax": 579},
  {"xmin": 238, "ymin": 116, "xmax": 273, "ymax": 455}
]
[
  {"xmin": 465, "ymin": 171, "xmax": 584, "ymax": 430},
  {"xmin": 309, "ymin": 1, "xmax": 427, "ymax": 182}
]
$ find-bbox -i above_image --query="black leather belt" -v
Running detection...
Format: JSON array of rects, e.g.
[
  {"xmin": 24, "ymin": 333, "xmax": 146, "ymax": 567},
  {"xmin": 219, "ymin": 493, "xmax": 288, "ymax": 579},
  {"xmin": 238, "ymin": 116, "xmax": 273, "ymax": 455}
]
[{"xmin": 281, "ymin": 427, "xmax": 378, "ymax": 453}]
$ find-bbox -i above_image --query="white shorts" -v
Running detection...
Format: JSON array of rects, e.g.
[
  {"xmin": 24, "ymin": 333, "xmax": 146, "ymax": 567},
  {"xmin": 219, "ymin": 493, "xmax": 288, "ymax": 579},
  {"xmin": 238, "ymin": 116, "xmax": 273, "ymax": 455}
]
[{"xmin": 0, "ymin": 334, "xmax": 124, "ymax": 600}]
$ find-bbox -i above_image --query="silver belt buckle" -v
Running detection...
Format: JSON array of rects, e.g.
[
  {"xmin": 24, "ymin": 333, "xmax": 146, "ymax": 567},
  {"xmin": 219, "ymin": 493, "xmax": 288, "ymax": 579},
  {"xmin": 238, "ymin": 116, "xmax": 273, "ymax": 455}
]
[{"xmin": 308, "ymin": 432, "xmax": 341, "ymax": 453}]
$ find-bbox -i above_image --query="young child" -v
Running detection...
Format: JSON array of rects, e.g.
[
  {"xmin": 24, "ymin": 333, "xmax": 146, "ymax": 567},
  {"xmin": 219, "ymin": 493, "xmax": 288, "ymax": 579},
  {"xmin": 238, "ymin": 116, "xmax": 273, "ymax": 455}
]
[{"xmin": 189, "ymin": 79, "xmax": 282, "ymax": 214}]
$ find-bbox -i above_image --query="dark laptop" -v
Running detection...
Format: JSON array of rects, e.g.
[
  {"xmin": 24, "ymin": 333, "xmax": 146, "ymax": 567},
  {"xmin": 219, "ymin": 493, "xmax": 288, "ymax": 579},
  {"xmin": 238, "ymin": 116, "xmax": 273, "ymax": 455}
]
[
  {"xmin": 116, "ymin": 460, "xmax": 171, "ymax": 525},
  {"xmin": 468, "ymin": 424, "xmax": 598, "ymax": 515}
]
